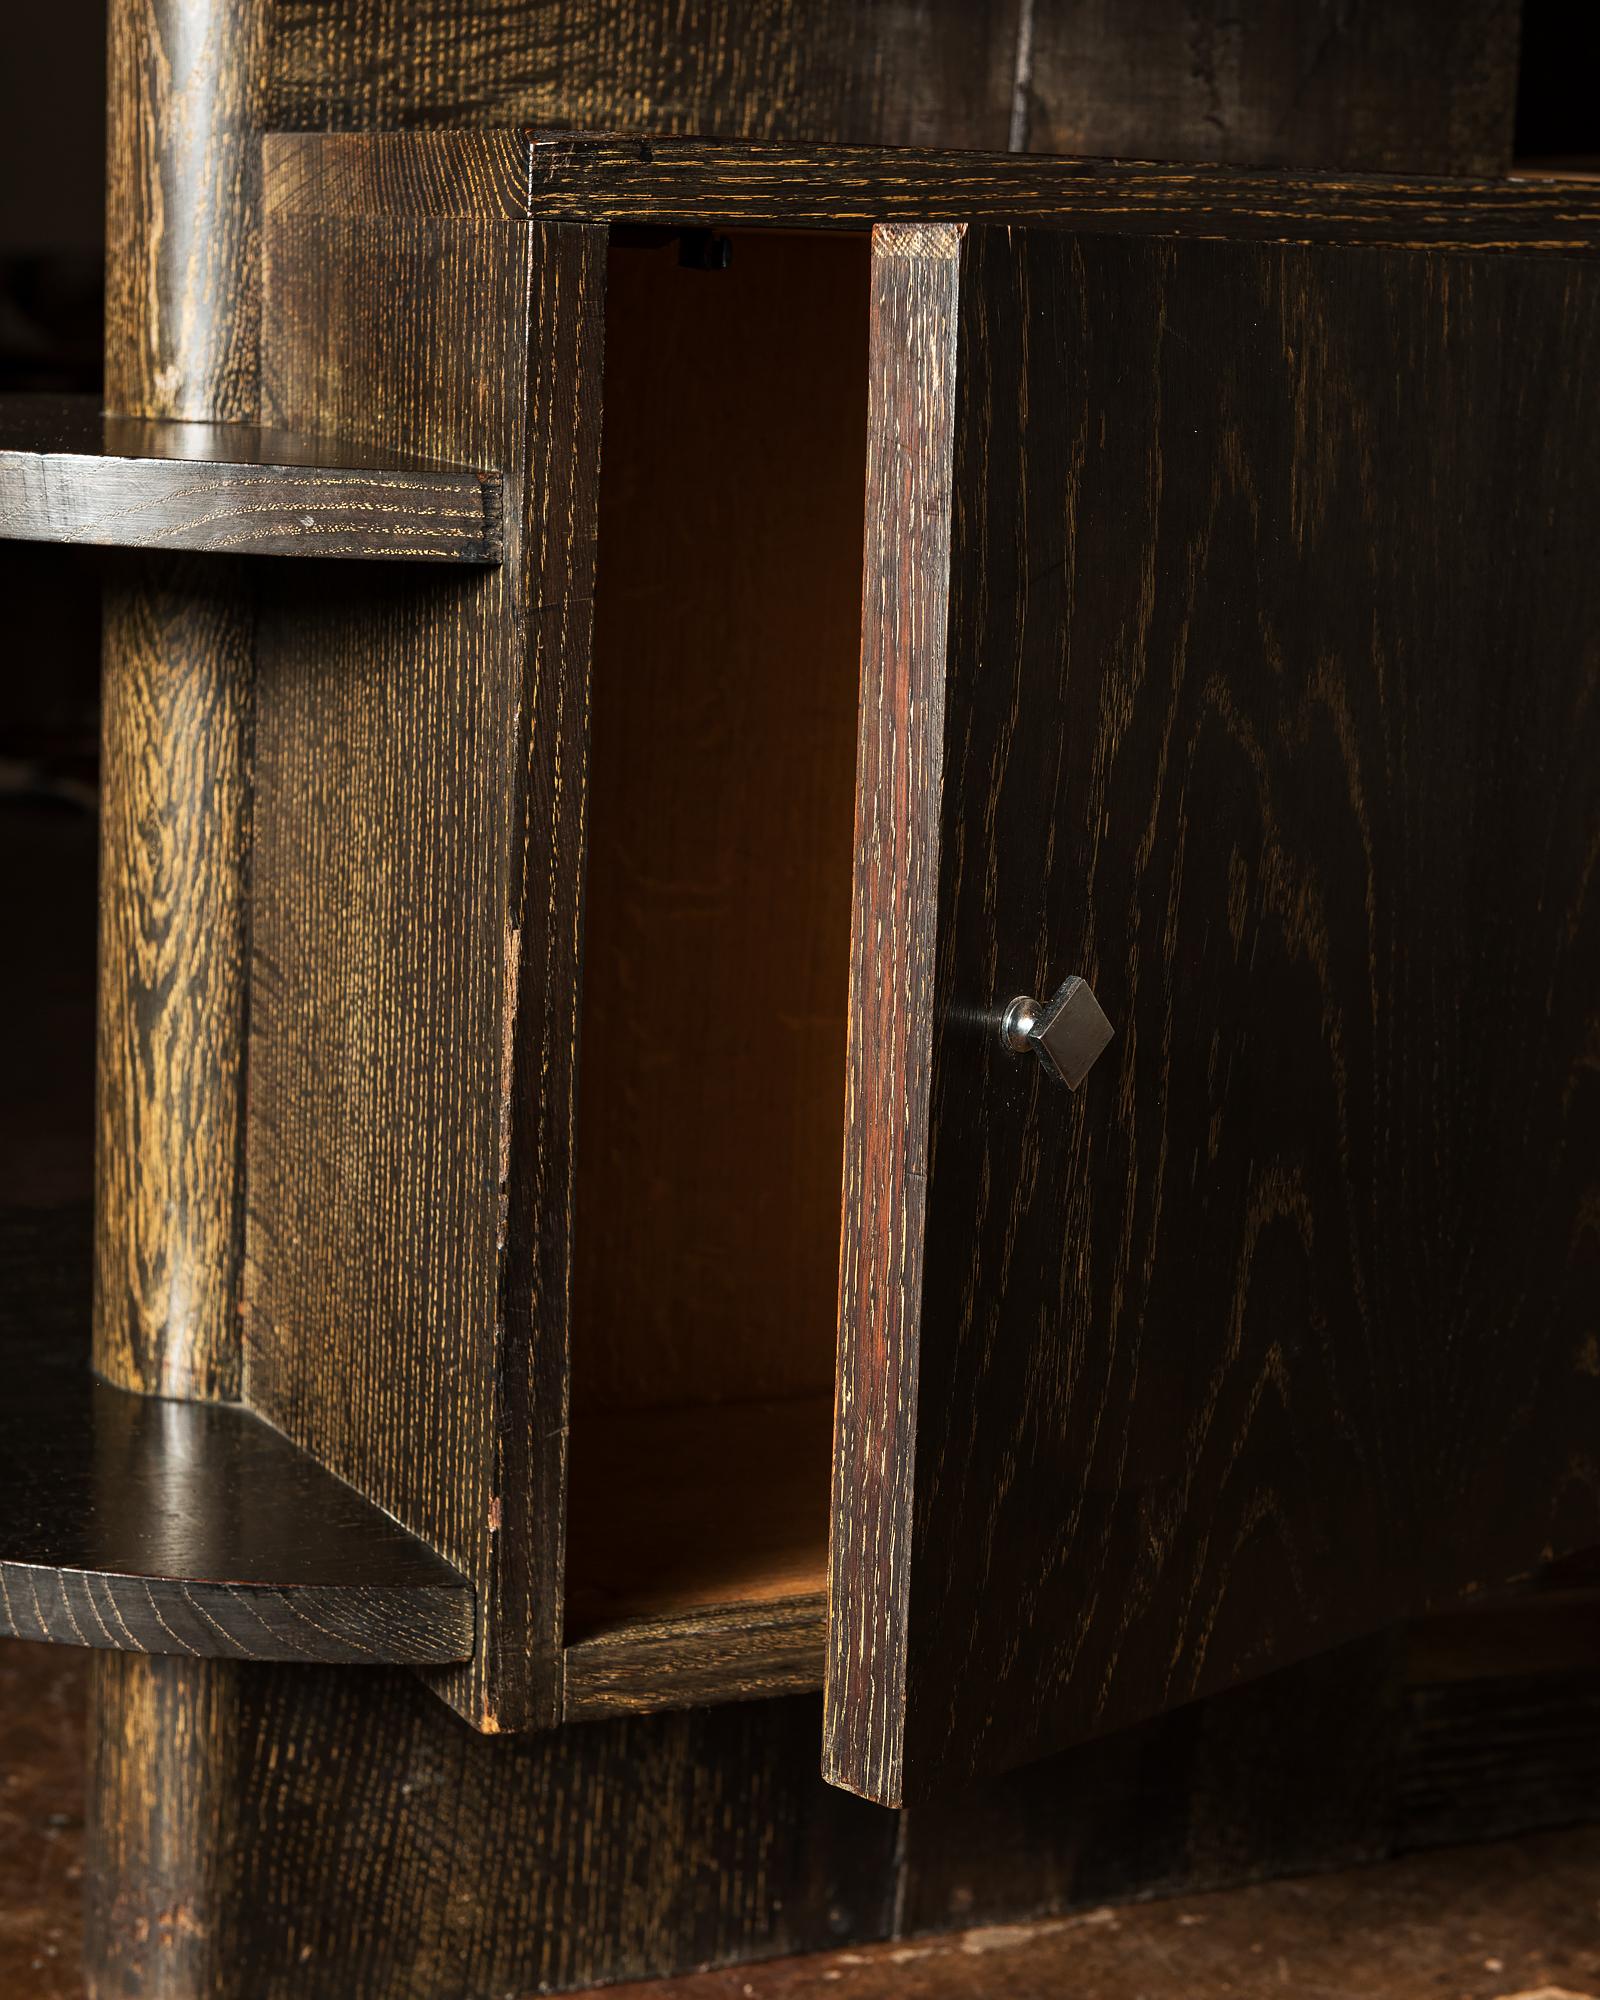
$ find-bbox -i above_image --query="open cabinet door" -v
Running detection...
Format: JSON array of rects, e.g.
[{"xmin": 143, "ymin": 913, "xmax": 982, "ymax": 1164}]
[{"xmin": 826, "ymin": 219, "xmax": 1600, "ymax": 1806}]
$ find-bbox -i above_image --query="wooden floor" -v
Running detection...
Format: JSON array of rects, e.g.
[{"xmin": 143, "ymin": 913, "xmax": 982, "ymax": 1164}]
[
  {"xmin": 4, "ymin": 1634, "xmax": 1598, "ymax": 2000},
  {"xmin": 619, "ymin": 1826, "xmax": 1600, "ymax": 1996}
]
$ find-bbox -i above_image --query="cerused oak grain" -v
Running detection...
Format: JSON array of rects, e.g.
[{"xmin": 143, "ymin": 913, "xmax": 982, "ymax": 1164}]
[
  {"xmin": 825, "ymin": 222, "xmax": 1600, "ymax": 1803},
  {"xmin": 266, "ymin": 0, "xmax": 1520, "ymax": 176},
  {"xmin": 264, "ymin": 132, "xmax": 1600, "ymax": 251},
  {"xmin": 78, "ymin": 4, "xmax": 1585, "ymax": 1996},
  {"xmin": 95, "ymin": 0, "xmax": 273, "ymax": 1401},
  {"xmin": 76, "ymin": 1600, "xmax": 1600, "ymax": 1997},
  {"xmin": 0, "ymin": 1214, "xmax": 473, "ymax": 1666},
  {"xmin": 108, "ymin": 0, "xmax": 1525, "ymax": 1424},
  {"xmin": 0, "ymin": 395, "xmax": 503, "ymax": 561},
  {"xmin": 95, "ymin": 555, "xmax": 254, "ymax": 1402},
  {"xmin": 242, "ymin": 134, "xmax": 1600, "ymax": 1758},
  {"xmin": 245, "ymin": 154, "xmax": 606, "ymax": 1732}
]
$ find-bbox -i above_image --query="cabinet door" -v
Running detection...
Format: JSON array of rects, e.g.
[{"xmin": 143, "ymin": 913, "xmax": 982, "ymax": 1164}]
[{"xmin": 826, "ymin": 220, "xmax": 1600, "ymax": 1805}]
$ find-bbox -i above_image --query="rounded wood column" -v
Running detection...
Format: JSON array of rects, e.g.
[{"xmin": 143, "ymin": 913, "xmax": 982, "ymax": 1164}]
[
  {"xmin": 94, "ymin": 0, "xmax": 267, "ymax": 1398},
  {"xmin": 84, "ymin": 1654, "xmax": 240, "ymax": 1999}
]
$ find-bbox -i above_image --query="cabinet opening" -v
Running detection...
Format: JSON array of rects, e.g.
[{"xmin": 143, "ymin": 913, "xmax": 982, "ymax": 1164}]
[{"xmin": 562, "ymin": 229, "xmax": 872, "ymax": 1665}]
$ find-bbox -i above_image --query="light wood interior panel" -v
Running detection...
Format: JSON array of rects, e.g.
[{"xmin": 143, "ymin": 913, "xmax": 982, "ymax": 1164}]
[
  {"xmin": 564, "ymin": 229, "xmax": 868, "ymax": 1648},
  {"xmin": 572, "ymin": 229, "xmax": 869, "ymax": 1418}
]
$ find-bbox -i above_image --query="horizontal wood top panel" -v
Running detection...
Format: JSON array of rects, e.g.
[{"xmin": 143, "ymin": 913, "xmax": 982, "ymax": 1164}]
[
  {"xmin": 0, "ymin": 1210, "xmax": 474, "ymax": 1664},
  {"xmin": 264, "ymin": 132, "xmax": 1600, "ymax": 253},
  {"xmin": 0, "ymin": 394, "xmax": 503, "ymax": 560},
  {"xmin": 262, "ymin": 0, "xmax": 1522, "ymax": 180}
]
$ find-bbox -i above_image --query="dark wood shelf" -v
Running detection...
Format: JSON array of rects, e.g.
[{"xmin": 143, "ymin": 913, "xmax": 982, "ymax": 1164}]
[
  {"xmin": 0, "ymin": 394, "xmax": 503, "ymax": 561},
  {"xmin": 0, "ymin": 1210, "xmax": 475, "ymax": 1663}
]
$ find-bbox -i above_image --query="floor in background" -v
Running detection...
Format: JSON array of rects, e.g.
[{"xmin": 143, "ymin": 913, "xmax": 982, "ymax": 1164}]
[
  {"xmin": 2, "ymin": 1636, "xmax": 1597, "ymax": 2000},
  {"xmin": 0, "ymin": 1638, "xmax": 84, "ymax": 1999}
]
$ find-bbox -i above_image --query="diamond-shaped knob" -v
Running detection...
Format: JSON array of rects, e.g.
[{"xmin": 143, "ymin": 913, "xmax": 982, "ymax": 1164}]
[{"xmin": 1000, "ymin": 976, "xmax": 1114, "ymax": 1090}]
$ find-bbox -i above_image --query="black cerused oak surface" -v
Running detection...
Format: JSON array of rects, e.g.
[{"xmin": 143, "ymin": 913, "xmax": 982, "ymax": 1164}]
[
  {"xmin": 0, "ymin": 1210, "xmax": 474, "ymax": 1663},
  {"xmin": 264, "ymin": 132, "xmax": 1600, "ymax": 252},
  {"xmin": 246, "ymin": 146, "xmax": 606, "ymax": 1732},
  {"xmin": 266, "ymin": 0, "xmax": 1521, "ymax": 176},
  {"xmin": 0, "ymin": 394, "xmax": 503, "ymax": 560},
  {"xmin": 826, "ymin": 224, "xmax": 1600, "ymax": 1804},
  {"xmin": 80, "ymin": 1584, "xmax": 1600, "ymax": 2000},
  {"xmin": 244, "ymin": 132, "xmax": 1600, "ymax": 1769}
]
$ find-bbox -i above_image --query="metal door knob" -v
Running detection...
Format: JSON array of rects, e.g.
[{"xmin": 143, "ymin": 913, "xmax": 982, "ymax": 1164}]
[{"xmin": 1000, "ymin": 976, "xmax": 1114, "ymax": 1089}]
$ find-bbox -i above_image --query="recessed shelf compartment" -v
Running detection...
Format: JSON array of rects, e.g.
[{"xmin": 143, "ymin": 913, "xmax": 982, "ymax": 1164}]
[
  {"xmin": 560, "ymin": 228, "xmax": 867, "ymax": 1708},
  {"xmin": 0, "ymin": 393, "xmax": 503, "ymax": 561},
  {"xmin": 0, "ymin": 1211, "xmax": 475, "ymax": 1663}
]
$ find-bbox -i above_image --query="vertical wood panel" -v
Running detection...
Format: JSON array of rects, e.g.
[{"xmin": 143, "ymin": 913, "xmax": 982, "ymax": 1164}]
[
  {"xmin": 825, "ymin": 224, "xmax": 965, "ymax": 1808},
  {"xmin": 830, "ymin": 226, "xmax": 1600, "ymax": 1803},
  {"xmin": 571, "ymin": 230, "xmax": 868, "ymax": 1416},
  {"xmin": 248, "ymin": 177, "xmax": 607, "ymax": 1728},
  {"xmin": 73, "ymin": 1594, "xmax": 1600, "ymax": 1995},
  {"xmin": 1023, "ymin": 0, "xmax": 1521, "ymax": 173},
  {"xmin": 265, "ymin": 0, "xmax": 1025, "ymax": 152},
  {"xmin": 263, "ymin": 0, "xmax": 1519, "ymax": 176}
]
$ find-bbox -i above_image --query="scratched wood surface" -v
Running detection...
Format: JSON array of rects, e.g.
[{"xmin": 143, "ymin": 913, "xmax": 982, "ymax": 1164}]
[
  {"xmin": 264, "ymin": 132, "xmax": 1600, "ymax": 251},
  {"xmin": 0, "ymin": 394, "xmax": 503, "ymax": 560},
  {"xmin": 264, "ymin": 0, "xmax": 1520, "ymax": 176},
  {"xmin": 0, "ymin": 1211, "xmax": 473, "ymax": 1666},
  {"xmin": 826, "ymin": 223, "xmax": 1600, "ymax": 1805},
  {"xmin": 245, "ymin": 154, "xmax": 607, "ymax": 1728}
]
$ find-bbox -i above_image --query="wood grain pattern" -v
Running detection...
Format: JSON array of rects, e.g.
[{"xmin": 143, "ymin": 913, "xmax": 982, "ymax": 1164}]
[
  {"xmin": 1, "ymin": 1212, "xmax": 473, "ymax": 1665},
  {"xmin": 94, "ymin": 558, "xmax": 253, "ymax": 1401},
  {"xmin": 265, "ymin": 132, "xmax": 1600, "ymax": 253},
  {"xmin": 95, "ymin": 0, "xmax": 271, "ymax": 1402},
  {"xmin": 577, "ymin": 1826, "xmax": 1600, "ymax": 2000},
  {"xmin": 85, "ymin": 1654, "xmax": 241, "ymax": 2000},
  {"xmin": 75, "ymin": 1579, "xmax": 1600, "ymax": 1997},
  {"xmin": 1020, "ymin": 0, "xmax": 1522, "ymax": 172},
  {"xmin": 827, "ymin": 224, "xmax": 964, "ymax": 1809},
  {"xmin": 563, "ymin": 1599, "xmax": 826, "ymax": 1720},
  {"xmin": 106, "ymin": 0, "xmax": 266, "ymax": 425},
  {"xmin": 827, "ymin": 224, "xmax": 1600, "ymax": 1804},
  {"xmin": 246, "ymin": 165, "xmax": 607, "ymax": 1728},
  {"xmin": 264, "ymin": 0, "xmax": 1518, "ymax": 176},
  {"xmin": 265, "ymin": 0, "xmax": 1024, "ymax": 152},
  {"xmin": 0, "ymin": 394, "xmax": 502, "ymax": 560}
]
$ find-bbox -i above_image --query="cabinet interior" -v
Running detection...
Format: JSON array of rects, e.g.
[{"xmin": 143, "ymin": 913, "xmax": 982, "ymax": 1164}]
[{"xmin": 563, "ymin": 229, "xmax": 872, "ymax": 1647}]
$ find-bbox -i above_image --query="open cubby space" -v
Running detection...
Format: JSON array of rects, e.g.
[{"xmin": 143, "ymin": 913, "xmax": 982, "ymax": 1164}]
[{"xmin": 563, "ymin": 228, "xmax": 871, "ymax": 1655}]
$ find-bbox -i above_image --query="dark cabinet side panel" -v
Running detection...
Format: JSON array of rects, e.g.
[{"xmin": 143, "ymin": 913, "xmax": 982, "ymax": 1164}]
[
  {"xmin": 247, "ymin": 198, "xmax": 607, "ymax": 1730},
  {"xmin": 830, "ymin": 222, "xmax": 1600, "ymax": 1802}
]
